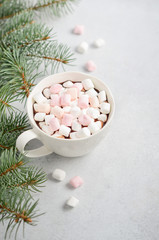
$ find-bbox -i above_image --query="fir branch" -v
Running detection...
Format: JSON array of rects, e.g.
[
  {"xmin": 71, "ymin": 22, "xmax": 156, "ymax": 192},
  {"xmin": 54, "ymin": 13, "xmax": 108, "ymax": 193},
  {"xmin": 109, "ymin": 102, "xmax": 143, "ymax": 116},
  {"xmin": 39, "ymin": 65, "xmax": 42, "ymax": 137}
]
[
  {"xmin": 26, "ymin": 41, "xmax": 75, "ymax": 72},
  {"xmin": 0, "ymin": 47, "xmax": 39, "ymax": 102},
  {"xmin": 0, "ymin": 0, "xmax": 78, "ymax": 20},
  {"xmin": 0, "ymin": 113, "xmax": 29, "ymax": 150},
  {"xmin": 0, "ymin": 188, "xmax": 42, "ymax": 239},
  {"xmin": 0, "ymin": 89, "xmax": 18, "ymax": 114}
]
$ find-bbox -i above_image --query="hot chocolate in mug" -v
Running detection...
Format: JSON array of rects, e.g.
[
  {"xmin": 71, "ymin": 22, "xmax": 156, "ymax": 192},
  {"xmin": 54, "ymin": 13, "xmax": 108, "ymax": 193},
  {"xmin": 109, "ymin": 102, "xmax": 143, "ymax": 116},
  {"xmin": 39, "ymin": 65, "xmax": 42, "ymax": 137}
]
[{"xmin": 16, "ymin": 72, "xmax": 115, "ymax": 158}]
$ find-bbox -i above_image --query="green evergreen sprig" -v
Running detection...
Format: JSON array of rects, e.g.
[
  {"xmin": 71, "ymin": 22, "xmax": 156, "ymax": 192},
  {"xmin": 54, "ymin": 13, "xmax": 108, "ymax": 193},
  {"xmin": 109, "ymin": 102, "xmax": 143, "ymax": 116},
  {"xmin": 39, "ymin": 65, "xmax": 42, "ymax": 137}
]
[{"xmin": 0, "ymin": 112, "xmax": 29, "ymax": 150}]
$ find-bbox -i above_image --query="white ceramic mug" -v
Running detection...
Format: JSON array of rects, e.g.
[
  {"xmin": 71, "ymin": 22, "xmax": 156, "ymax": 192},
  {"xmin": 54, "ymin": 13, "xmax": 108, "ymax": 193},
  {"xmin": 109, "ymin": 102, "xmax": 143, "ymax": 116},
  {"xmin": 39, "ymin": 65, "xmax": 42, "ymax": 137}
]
[{"xmin": 16, "ymin": 72, "xmax": 115, "ymax": 158}]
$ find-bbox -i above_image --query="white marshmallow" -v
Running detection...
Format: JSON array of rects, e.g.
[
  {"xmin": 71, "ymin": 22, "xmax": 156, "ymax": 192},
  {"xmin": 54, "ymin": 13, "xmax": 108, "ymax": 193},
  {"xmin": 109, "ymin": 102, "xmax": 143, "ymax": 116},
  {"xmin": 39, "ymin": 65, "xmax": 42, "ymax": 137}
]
[
  {"xmin": 70, "ymin": 132, "xmax": 77, "ymax": 139},
  {"xmin": 59, "ymin": 125, "xmax": 71, "ymax": 137},
  {"xmin": 86, "ymin": 107, "xmax": 100, "ymax": 119},
  {"xmin": 88, "ymin": 122, "xmax": 100, "ymax": 134},
  {"xmin": 34, "ymin": 113, "xmax": 46, "ymax": 121},
  {"xmin": 63, "ymin": 81, "xmax": 73, "ymax": 88},
  {"xmin": 76, "ymin": 127, "xmax": 91, "ymax": 138},
  {"xmin": 43, "ymin": 88, "xmax": 50, "ymax": 98},
  {"xmin": 98, "ymin": 114, "xmax": 107, "ymax": 122},
  {"xmin": 33, "ymin": 92, "xmax": 47, "ymax": 104},
  {"xmin": 100, "ymin": 102, "xmax": 110, "ymax": 114},
  {"xmin": 63, "ymin": 106, "xmax": 71, "ymax": 113},
  {"xmin": 96, "ymin": 121, "xmax": 103, "ymax": 129},
  {"xmin": 39, "ymin": 121, "xmax": 46, "ymax": 128},
  {"xmin": 79, "ymin": 91, "xmax": 84, "ymax": 97},
  {"xmin": 72, "ymin": 120, "xmax": 81, "ymax": 132},
  {"xmin": 81, "ymin": 108, "xmax": 89, "ymax": 115},
  {"xmin": 41, "ymin": 125, "xmax": 52, "ymax": 135},
  {"xmin": 93, "ymin": 38, "xmax": 105, "ymax": 48},
  {"xmin": 58, "ymin": 87, "xmax": 66, "ymax": 96},
  {"xmin": 98, "ymin": 90, "xmax": 106, "ymax": 103},
  {"xmin": 52, "ymin": 131, "xmax": 64, "ymax": 138},
  {"xmin": 34, "ymin": 103, "xmax": 39, "ymax": 112},
  {"xmin": 76, "ymin": 41, "xmax": 88, "ymax": 54},
  {"xmin": 70, "ymin": 106, "xmax": 81, "ymax": 118},
  {"xmin": 90, "ymin": 96, "xmax": 99, "ymax": 108},
  {"xmin": 66, "ymin": 196, "xmax": 79, "ymax": 208},
  {"xmin": 70, "ymin": 100, "xmax": 78, "ymax": 107},
  {"xmin": 82, "ymin": 79, "xmax": 94, "ymax": 90},
  {"xmin": 45, "ymin": 114, "xmax": 54, "ymax": 125},
  {"xmin": 86, "ymin": 88, "xmax": 98, "ymax": 97},
  {"xmin": 52, "ymin": 169, "xmax": 66, "ymax": 181}
]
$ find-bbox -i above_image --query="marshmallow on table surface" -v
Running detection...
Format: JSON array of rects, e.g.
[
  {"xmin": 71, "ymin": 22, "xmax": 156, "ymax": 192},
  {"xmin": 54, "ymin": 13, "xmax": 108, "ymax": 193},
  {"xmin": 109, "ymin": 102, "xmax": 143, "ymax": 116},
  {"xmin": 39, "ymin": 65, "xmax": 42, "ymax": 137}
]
[
  {"xmin": 72, "ymin": 120, "xmax": 81, "ymax": 132},
  {"xmin": 73, "ymin": 25, "xmax": 84, "ymax": 35},
  {"xmin": 87, "ymin": 107, "xmax": 100, "ymax": 119},
  {"xmin": 34, "ymin": 113, "xmax": 46, "ymax": 121},
  {"xmin": 82, "ymin": 78, "xmax": 94, "ymax": 90},
  {"xmin": 61, "ymin": 93, "xmax": 71, "ymax": 107},
  {"xmin": 76, "ymin": 41, "xmax": 88, "ymax": 54},
  {"xmin": 50, "ymin": 84, "xmax": 62, "ymax": 94},
  {"xmin": 78, "ymin": 114, "xmax": 92, "ymax": 126},
  {"xmin": 45, "ymin": 114, "xmax": 54, "ymax": 125},
  {"xmin": 100, "ymin": 102, "xmax": 110, "ymax": 114},
  {"xmin": 93, "ymin": 38, "xmax": 105, "ymax": 48},
  {"xmin": 49, "ymin": 117, "xmax": 60, "ymax": 132},
  {"xmin": 63, "ymin": 81, "xmax": 73, "ymax": 88},
  {"xmin": 50, "ymin": 94, "xmax": 60, "ymax": 107},
  {"xmin": 70, "ymin": 106, "xmax": 81, "ymax": 118},
  {"xmin": 70, "ymin": 176, "xmax": 84, "ymax": 188},
  {"xmin": 41, "ymin": 125, "xmax": 53, "ymax": 135},
  {"xmin": 86, "ymin": 88, "xmax": 98, "ymax": 97},
  {"xmin": 98, "ymin": 90, "xmax": 106, "ymax": 103},
  {"xmin": 78, "ymin": 95, "xmax": 89, "ymax": 109},
  {"xmin": 98, "ymin": 114, "xmax": 107, "ymax": 122},
  {"xmin": 85, "ymin": 60, "xmax": 97, "ymax": 72},
  {"xmin": 90, "ymin": 96, "xmax": 99, "ymax": 108},
  {"xmin": 61, "ymin": 113, "xmax": 73, "ymax": 127},
  {"xmin": 73, "ymin": 82, "xmax": 83, "ymax": 91},
  {"xmin": 63, "ymin": 106, "xmax": 71, "ymax": 113},
  {"xmin": 59, "ymin": 125, "xmax": 71, "ymax": 137},
  {"xmin": 67, "ymin": 87, "xmax": 78, "ymax": 100},
  {"xmin": 66, "ymin": 196, "xmax": 79, "ymax": 208},
  {"xmin": 52, "ymin": 169, "xmax": 66, "ymax": 181},
  {"xmin": 34, "ymin": 103, "xmax": 50, "ymax": 114},
  {"xmin": 70, "ymin": 132, "xmax": 77, "ymax": 139},
  {"xmin": 33, "ymin": 92, "xmax": 47, "ymax": 104},
  {"xmin": 76, "ymin": 127, "xmax": 91, "ymax": 138},
  {"xmin": 88, "ymin": 122, "xmax": 100, "ymax": 134},
  {"xmin": 51, "ymin": 106, "xmax": 64, "ymax": 119},
  {"xmin": 43, "ymin": 88, "xmax": 50, "ymax": 98}
]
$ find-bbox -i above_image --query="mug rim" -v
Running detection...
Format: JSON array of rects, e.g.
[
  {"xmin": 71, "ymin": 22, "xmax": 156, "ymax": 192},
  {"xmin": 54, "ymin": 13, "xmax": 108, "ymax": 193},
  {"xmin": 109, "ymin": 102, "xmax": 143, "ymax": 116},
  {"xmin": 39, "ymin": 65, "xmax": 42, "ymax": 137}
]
[{"xmin": 27, "ymin": 71, "xmax": 115, "ymax": 141}]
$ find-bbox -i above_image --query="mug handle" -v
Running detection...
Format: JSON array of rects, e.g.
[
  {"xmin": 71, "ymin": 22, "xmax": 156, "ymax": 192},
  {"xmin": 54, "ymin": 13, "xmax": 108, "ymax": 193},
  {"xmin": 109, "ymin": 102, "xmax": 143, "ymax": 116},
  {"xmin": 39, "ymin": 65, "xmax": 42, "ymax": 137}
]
[{"xmin": 16, "ymin": 129, "xmax": 53, "ymax": 158}]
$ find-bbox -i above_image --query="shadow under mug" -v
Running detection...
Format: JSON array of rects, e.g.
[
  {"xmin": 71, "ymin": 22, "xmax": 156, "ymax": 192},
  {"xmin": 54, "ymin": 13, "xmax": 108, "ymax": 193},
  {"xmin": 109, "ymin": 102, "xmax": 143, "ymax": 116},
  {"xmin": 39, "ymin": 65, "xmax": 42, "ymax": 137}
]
[{"xmin": 16, "ymin": 71, "xmax": 115, "ymax": 158}]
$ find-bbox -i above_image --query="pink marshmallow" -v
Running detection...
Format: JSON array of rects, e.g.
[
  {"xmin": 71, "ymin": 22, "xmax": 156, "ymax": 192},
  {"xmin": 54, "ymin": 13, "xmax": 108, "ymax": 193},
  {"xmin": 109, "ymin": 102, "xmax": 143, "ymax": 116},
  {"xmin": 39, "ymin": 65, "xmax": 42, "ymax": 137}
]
[
  {"xmin": 49, "ymin": 117, "xmax": 60, "ymax": 132},
  {"xmin": 78, "ymin": 95, "xmax": 89, "ymax": 109},
  {"xmin": 73, "ymin": 25, "xmax": 84, "ymax": 35},
  {"xmin": 51, "ymin": 106, "xmax": 64, "ymax": 119},
  {"xmin": 61, "ymin": 113, "xmax": 73, "ymax": 127},
  {"xmin": 69, "ymin": 176, "xmax": 84, "ymax": 188},
  {"xmin": 85, "ymin": 60, "xmax": 97, "ymax": 72},
  {"xmin": 35, "ymin": 103, "xmax": 50, "ymax": 114},
  {"xmin": 50, "ymin": 94, "xmax": 60, "ymax": 107},
  {"xmin": 73, "ymin": 82, "xmax": 83, "ymax": 91},
  {"xmin": 66, "ymin": 87, "xmax": 78, "ymax": 101},
  {"xmin": 60, "ymin": 93, "xmax": 71, "ymax": 107},
  {"xmin": 78, "ymin": 114, "xmax": 92, "ymax": 126},
  {"xmin": 50, "ymin": 84, "xmax": 62, "ymax": 94}
]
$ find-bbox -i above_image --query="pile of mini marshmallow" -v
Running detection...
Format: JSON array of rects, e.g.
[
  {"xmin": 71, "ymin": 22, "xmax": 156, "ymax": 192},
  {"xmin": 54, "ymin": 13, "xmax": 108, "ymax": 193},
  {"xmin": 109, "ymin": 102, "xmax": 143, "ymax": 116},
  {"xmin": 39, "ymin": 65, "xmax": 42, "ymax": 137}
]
[
  {"xmin": 52, "ymin": 168, "xmax": 83, "ymax": 208},
  {"xmin": 33, "ymin": 78, "xmax": 110, "ymax": 139},
  {"xmin": 73, "ymin": 25, "xmax": 105, "ymax": 72}
]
